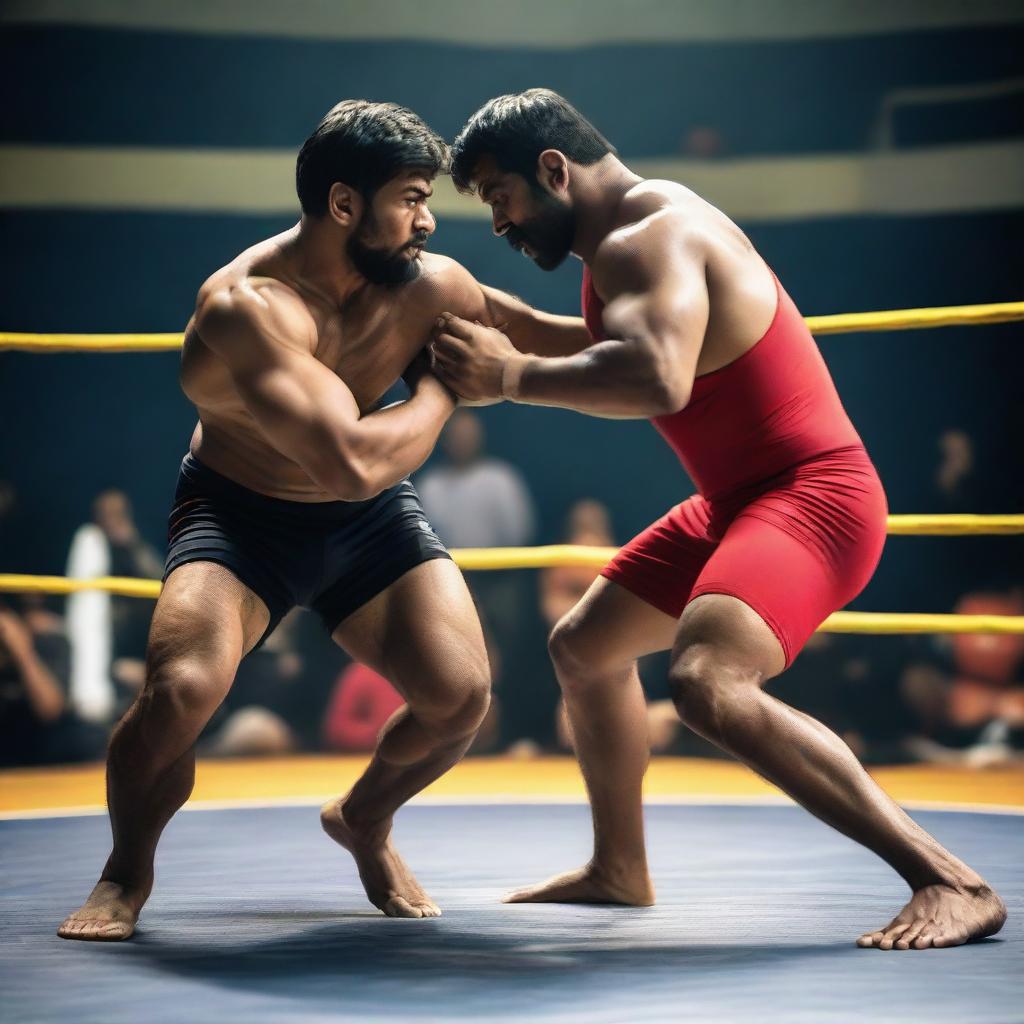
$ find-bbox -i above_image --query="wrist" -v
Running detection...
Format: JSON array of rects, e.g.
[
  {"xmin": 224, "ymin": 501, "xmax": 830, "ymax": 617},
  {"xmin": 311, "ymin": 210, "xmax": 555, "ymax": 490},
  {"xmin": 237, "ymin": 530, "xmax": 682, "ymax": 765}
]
[
  {"xmin": 417, "ymin": 371, "xmax": 457, "ymax": 409},
  {"xmin": 500, "ymin": 354, "xmax": 531, "ymax": 401}
]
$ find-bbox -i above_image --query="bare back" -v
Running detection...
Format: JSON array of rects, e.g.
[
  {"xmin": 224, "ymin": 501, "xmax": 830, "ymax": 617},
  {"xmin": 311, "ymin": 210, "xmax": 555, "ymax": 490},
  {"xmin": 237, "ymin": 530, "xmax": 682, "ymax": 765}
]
[{"xmin": 181, "ymin": 228, "xmax": 487, "ymax": 500}]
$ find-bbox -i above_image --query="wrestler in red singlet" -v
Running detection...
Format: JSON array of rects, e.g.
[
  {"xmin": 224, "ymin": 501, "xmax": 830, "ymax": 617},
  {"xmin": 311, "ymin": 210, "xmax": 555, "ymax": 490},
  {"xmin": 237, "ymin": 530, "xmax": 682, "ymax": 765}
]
[{"xmin": 584, "ymin": 265, "xmax": 888, "ymax": 666}]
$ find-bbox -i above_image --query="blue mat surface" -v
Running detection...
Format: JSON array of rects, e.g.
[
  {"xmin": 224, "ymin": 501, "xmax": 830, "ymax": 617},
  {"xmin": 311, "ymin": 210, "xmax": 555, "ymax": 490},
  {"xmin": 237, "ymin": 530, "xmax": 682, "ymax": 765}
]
[{"xmin": 2, "ymin": 804, "xmax": 1020, "ymax": 1023}]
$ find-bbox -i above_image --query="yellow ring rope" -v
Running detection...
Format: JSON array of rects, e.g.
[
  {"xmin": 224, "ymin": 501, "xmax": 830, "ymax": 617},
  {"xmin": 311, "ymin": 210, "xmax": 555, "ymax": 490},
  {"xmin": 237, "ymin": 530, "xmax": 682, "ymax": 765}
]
[
  {"xmin": 2, "ymin": 301, "xmax": 1022, "ymax": 352},
  {"xmin": 2, "ymin": 572, "xmax": 1023, "ymax": 635}
]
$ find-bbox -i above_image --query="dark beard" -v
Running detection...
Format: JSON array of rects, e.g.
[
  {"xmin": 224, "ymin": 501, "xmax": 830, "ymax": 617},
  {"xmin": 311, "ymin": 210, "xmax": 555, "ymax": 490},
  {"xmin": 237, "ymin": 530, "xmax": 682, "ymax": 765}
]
[
  {"xmin": 348, "ymin": 225, "xmax": 428, "ymax": 286},
  {"xmin": 506, "ymin": 188, "xmax": 576, "ymax": 271}
]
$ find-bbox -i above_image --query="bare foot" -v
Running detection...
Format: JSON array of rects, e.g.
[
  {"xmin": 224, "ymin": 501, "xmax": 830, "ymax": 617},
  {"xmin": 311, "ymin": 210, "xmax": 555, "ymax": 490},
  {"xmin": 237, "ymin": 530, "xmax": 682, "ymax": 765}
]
[
  {"xmin": 320, "ymin": 799, "xmax": 441, "ymax": 919},
  {"xmin": 857, "ymin": 882, "xmax": 1007, "ymax": 950},
  {"xmin": 504, "ymin": 863, "xmax": 655, "ymax": 906},
  {"xmin": 57, "ymin": 880, "xmax": 148, "ymax": 941}
]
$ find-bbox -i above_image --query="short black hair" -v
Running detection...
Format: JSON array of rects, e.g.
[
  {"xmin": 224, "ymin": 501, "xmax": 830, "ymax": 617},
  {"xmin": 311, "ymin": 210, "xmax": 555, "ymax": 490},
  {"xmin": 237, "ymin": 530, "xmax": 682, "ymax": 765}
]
[
  {"xmin": 296, "ymin": 100, "xmax": 449, "ymax": 216},
  {"xmin": 450, "ymin": 89, "xmax": 615, "ymax": 195}
]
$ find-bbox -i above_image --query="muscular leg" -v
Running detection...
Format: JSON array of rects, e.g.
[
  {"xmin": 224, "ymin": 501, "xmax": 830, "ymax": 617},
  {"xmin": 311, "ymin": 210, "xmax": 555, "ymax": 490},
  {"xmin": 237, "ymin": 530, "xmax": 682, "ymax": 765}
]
[
  {"xmin": 506, "ymin": 577, "xmax": 678, "ymax": 905},
  {"xmin": 667, "ymin": 593, "xmax": 1006, "ymax": 950},
  {"xmin": 58, "ymin": 563, "xmax": 269, "ymax": 941},
  {"xmin": 320, "ymin": 558, "xmax": 490, "ymax": 918}
]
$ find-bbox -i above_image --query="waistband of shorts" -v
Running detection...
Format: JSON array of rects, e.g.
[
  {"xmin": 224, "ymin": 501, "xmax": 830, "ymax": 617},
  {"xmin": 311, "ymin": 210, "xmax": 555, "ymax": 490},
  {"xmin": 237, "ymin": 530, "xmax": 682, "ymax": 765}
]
[{"xmin": 177, "ymin": 452, "xmax": 404, "ymax": 523}]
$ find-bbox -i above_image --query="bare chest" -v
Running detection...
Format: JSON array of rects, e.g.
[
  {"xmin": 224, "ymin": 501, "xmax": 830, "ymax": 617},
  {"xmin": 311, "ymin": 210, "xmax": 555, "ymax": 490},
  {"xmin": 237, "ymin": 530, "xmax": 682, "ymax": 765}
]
[{"xmin": 312, "ymin": 307, "xmax": 427, "ymax": 409}]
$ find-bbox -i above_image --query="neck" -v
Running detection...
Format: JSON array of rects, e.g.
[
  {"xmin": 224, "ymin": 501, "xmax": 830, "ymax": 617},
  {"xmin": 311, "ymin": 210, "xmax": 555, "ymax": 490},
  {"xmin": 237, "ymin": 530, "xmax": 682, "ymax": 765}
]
[
  {"xmin": 569, "ymin": 156, "xmax": 643, "ymax": 265},
  {"xmin": 290, "ymin": 215, "xmax": 371, "ymax": 307}
]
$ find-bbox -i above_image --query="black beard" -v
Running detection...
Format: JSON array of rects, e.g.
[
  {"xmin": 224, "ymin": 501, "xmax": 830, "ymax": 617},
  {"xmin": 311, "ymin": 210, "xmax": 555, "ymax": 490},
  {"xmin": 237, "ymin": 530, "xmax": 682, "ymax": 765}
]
[
  {"xmin": 506, "ymin": 189, "xmax": 576, "ymax": 271},
  {"xmin": 348, "ymin": 228, "xmax": 428, "ymax": 286}
]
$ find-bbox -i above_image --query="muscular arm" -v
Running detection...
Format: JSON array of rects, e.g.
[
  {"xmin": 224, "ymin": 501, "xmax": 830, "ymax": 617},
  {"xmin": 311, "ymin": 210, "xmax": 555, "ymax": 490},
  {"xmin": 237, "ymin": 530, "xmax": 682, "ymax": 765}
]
[
  {"xmin": 433, "ymin": 216, "xmax": 708, "ymax": 419},
  {"xmin": 196, "ymin": 281, "xmax": 455, "ymax": 501},
  {"xmin": 510, "ymin": 220, "xmax": 708, "ymax": 418},
  {"xmin": 480, "ymin": 284, "xmax": 593, "ymax": 358}
]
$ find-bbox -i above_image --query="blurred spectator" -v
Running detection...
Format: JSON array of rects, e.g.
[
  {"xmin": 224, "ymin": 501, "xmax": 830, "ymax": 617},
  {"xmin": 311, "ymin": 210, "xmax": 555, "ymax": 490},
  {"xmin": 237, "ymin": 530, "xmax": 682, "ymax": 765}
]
[
  {"xmin": 323, "ymin": 657, "xmax": 502, "ymax": 756},
  {"xmin": 417, "ymin": 410, "xmax": 535, "ymax": 550},
  {"xmin": 0, "ymin": 603, "xmax": 107, "ymax": 766},
  {"xmin": 540, "ymin": 498, "xmax": 614, "ymax": 626},
  {"xmin": 323, "ymin": 662, "xmax": 405, "ymax": 752},
  {"xmin": 901, "ymin": 589, "xmax": 1024, "ymax": 766},
  {"xmin": 417, "ymin": 410, "xmax": 537, "ymax": 729},
  {"xmin": 935, "ymin": 429, "xmax": 975, "ymax": 504},
  {"xmin": 682, "ymin": 125, "xmax": 725, "ymax": 159},
  {"xmin": 203, "ymin": 610, "xmax": 304, "ymax": 757},
  {"xmin": 65, "ymin": 489, "xmax": 162, "ymax": 723}
]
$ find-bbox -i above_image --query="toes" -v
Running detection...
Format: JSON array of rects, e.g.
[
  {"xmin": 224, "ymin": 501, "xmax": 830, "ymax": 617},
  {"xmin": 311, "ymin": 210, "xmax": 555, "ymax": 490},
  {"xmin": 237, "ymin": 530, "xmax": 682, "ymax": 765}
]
[
  {"xmin": 384, "ymin": 897, "xmax": 423, "ymax": 919},
  {"xmin": 879, "ymin": 923, "xmax": 912, "ymax": 951},
  {"xmin": 896, "ymin": 923, "xmax": 925, "ymax": 950},
  {"xmin": 912, "ymin": 931, "xmax": 935, "ymax": 950},
  {"xmin": 857, "ymin": 930, "xmax": 885, "ymax": 948}
]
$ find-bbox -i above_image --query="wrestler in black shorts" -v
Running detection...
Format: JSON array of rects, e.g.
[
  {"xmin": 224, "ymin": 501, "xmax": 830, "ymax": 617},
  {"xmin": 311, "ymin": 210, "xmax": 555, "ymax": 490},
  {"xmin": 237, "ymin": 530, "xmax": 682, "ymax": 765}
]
[{"xmin": 164, "ymin": 453, "xmax": 450, "ymax": 647}]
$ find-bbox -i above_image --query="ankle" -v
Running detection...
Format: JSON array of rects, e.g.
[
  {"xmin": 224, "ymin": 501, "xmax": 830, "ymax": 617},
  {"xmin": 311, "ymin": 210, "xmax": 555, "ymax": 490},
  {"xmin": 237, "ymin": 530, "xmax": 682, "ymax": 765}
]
[
  {"xmin": 590, "ymin": 855, "xmax": 651, "ymax": 885},
  {"xmin": 338, "ymin": 798, "xmax": 391, "ymax": 841},
  {"xmin": 100, "ymin": 858, "xmax": 153, "ymax": 895}
]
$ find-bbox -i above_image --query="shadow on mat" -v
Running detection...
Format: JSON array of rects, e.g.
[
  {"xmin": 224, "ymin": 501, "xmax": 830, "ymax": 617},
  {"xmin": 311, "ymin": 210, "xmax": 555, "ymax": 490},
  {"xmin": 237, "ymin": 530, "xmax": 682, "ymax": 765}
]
[{"xmin": 123, "ymin": 914, "xmax": 857, "ymax": 1003}]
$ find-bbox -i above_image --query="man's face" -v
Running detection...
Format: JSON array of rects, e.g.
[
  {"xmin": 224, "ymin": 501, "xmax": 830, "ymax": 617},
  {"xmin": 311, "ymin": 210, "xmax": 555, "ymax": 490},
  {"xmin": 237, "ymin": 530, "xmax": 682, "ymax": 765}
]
[
  {"xmin": 347, "ymin": 169, "xmax": 437, "ymax": 286},
  {"xmin": 473, "ymin": 155, "xmax": 575, "ymax": 271}
]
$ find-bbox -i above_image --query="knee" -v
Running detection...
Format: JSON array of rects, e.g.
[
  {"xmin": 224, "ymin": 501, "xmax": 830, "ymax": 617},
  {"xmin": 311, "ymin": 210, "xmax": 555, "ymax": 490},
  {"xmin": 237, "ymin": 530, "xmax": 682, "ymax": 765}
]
[
  {"xmin": 422, "ymin": 662, "xmax": 492, "ymax": 742},
  {"xmin": 667, "ymin": 644, "xmax": 758, "ymax": 736},
  {"xmin": 140, "ymin": 655, "xmax": 233, "ymax": 725},
  {"xmin": 548, "ymin": 615, "xmax": 605, "ymax": 700}
]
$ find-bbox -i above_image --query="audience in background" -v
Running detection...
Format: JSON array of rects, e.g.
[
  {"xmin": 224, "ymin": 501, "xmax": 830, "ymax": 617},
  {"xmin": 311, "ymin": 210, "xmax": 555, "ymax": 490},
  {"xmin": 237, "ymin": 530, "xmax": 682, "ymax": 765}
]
[
  {"xmin": 934, "ymin": 428, "xmax": 975, "ymax": 506},
  {"xmin": 202, "ymin": 610, "xmax": 304, "ymax": 757},
  {"xmin": 417, "ymin": 409, "xmax": 537, "ymax": 740},
  {"xmin": 0, "ymin": 601, "xmax": 106, "ymax": 766},
  {"xmin": 65, "ymin": 489, "xmax": 162, "ymax": 724},
  {"xmin": 323, "ymin": 662, "xmax": 405, "ymax": 753},
  {"xmin": 901, "ymin": 588, "xmax": 1024, "ymax": 766},
  {"xmin": 2, "ymin": 467, "xmax": 1019, "ymax": 768}
]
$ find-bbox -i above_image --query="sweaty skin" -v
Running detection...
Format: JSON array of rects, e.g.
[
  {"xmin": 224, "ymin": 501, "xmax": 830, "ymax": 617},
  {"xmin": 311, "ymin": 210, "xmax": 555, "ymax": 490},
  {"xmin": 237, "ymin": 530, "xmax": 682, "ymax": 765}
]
[
  {"xmin": 57, "ymin": 173, "xmax": 505, "ymax": 940},
  {"xmin": 431, "ymin": 150, "xmax": 1007, "ymax": 950}
]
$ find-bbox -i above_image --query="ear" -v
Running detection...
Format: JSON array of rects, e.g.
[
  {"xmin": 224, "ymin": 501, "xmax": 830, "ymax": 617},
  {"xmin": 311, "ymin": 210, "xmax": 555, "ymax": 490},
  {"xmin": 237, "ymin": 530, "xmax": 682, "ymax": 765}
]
[
  {"xmin": 536, "ymin": 149, "xmax": 570, "ymax": 197},
  {"xmin": 327, "ymin": 181, "xmax": 363, "ymax": 228}
]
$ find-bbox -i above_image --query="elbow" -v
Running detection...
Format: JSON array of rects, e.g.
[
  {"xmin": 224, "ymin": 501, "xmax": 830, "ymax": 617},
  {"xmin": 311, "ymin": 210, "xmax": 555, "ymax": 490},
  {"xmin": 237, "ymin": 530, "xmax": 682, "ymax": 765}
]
[
  {"xmin": 320, "ymin": 455, "xmax": 381, "ymax": 502},
  {"xmin": 648, "ymin": 375, "xmax": 691, "ymax": 417}
]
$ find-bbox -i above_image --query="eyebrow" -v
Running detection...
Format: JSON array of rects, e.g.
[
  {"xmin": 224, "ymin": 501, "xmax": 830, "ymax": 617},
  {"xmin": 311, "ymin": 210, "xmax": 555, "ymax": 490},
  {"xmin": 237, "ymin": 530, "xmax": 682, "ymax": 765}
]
[{"xmin": 405, "ymin": 185, "xmax": 433, "ymax": 199}]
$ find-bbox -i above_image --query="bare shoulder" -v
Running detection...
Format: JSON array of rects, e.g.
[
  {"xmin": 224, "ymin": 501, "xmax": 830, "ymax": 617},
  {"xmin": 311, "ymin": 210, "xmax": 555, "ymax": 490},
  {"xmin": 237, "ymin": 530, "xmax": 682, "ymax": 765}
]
[
  {"xmin": 593, "ymin": 201, "xmax": 707, "ymax": 297},
  {"xmin": 195, "ymin": 274, "xmax": 317, "ymax": 361},
  {"xmin": 403, "ymin": 252, "xmax": 489, "ymax": 321}
]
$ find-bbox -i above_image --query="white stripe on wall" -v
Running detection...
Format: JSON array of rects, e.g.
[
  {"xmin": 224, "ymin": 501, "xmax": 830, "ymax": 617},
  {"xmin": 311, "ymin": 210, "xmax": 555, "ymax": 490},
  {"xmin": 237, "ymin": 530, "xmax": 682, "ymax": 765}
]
[
  {"xmin": 1, "ymin": 142, "xmax": 1021, "ymax": 222},
  {"xmin": 2, "ymin": 0, "xmax": 1023, "ymax": 45}
]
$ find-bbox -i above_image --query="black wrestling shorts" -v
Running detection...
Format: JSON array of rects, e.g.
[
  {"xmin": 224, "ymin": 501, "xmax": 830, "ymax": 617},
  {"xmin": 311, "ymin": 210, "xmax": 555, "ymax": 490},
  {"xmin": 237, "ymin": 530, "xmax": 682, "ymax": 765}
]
[{"xmin": 164, "ymin": 454, "xmax": 451, "ymax": 646}]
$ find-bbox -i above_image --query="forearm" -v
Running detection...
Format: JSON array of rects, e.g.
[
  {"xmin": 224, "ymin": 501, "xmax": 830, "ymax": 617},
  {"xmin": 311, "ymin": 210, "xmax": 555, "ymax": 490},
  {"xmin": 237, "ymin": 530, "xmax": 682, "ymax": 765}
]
[
  {"xmin": 482, "ymin": 285, "xmax": 592, "ymax": 358},
  {"xmin": 505, "ymin": 311, "xmax": 594, "ymax": 358},
  {"xmin": 507, "ymin": 341, "xmax": 687, "ymax": 419},
  {"xmin": 348, "ymin": 380, "xmax": 455, "ymax": 494}
]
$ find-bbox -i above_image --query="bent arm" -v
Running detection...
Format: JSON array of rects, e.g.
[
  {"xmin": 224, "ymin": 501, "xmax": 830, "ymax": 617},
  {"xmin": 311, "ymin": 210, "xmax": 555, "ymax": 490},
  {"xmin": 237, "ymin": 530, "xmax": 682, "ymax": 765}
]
[
  {"xmin": 197, "ymin": 284, "xmax": 454, "ymax": 501},
  {"xmin": 507, "ymin": 232, "xmax": 708, "ymax": 418}
]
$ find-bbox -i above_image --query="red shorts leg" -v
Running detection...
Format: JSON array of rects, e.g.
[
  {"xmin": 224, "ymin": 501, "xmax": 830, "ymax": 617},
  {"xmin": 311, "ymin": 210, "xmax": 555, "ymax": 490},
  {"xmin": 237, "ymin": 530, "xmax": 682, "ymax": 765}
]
[
  {"xmin": 600, "ymin": 495, "xmax": 718, "ymax": 620},
  {"xmin": 690, "ymin": 472, "xmax": 887, "ymax": 667},
  {"xmin": 601, "ymin": 460, "xmax": 887, "ymax": 669}
]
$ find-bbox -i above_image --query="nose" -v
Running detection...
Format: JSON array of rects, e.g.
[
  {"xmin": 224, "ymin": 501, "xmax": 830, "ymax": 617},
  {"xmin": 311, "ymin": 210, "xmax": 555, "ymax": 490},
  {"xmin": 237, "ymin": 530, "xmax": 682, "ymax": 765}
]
[
  {"xmin": 415, "ymin": 205, "xmax": 436, "ymax": 235},
  {"xmin": 492, "ymin": 210, "xmax": 510, "ymax": 238}
]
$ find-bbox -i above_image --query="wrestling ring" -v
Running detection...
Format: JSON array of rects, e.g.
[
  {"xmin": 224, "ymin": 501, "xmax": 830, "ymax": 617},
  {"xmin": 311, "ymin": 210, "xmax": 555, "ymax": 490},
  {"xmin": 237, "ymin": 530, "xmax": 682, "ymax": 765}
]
[{"xmin": 2, "ymin": 299, "xmax": 1023, "ymax": 1023}]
